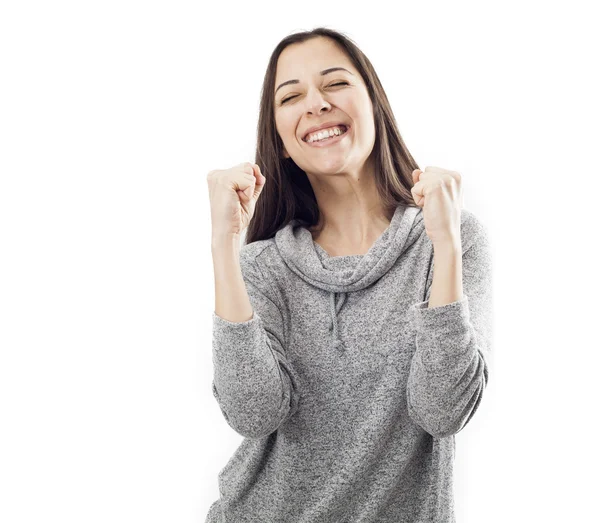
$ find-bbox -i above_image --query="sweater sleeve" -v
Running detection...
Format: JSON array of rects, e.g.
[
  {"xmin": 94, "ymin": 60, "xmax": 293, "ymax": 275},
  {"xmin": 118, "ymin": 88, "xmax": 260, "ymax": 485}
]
[
  {"xmin": 406, "ymin": 211, "xmax": 493, "ymax": 438},
  {"xmin": 211, "ymin": 245, "xmax": 300, "ymax": 439}
]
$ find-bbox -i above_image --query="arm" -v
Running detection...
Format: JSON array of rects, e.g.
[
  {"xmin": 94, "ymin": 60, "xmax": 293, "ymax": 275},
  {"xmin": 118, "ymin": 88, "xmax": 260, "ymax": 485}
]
[
  {"xmin": 428, "ymin": 240, "xmax": 463, "ymax": 309},
  {"xmin": 211, "ymin": 239, "xmax": 300, "ymax": 439},
  {"xmin": 406, "ymin": 210, "xmax": 493, "ymax": 438}
]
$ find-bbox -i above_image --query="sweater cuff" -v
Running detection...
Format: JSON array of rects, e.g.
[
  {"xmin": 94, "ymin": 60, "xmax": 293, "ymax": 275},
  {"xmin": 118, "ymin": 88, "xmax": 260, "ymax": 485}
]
[
  {"xmin": 410, "ymin": 295, "xmax": 470, "ymax": 335},
  {"xmin": 213, "ymin": 310, "xmax": 257, "ymax": 326},
  {"xmin": 212, "ymin": 310, "xmax": 260, "ymax": 352}
]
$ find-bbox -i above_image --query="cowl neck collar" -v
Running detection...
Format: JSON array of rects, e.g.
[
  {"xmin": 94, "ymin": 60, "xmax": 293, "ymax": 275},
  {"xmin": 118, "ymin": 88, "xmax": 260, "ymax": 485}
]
[
  {"xmin": 274, "ymin": 203, "xmax": 424, "ymax": 293},
  {"xmin": 274, "ymin": 203, "xmax": 425, "ymax": 351}
]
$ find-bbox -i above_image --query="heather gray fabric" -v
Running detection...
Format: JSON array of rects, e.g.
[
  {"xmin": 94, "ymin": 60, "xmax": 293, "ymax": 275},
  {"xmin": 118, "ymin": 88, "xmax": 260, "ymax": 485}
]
[{"xmin": 206, "ymin": 202, "xmax": 493, "ymax": 523}]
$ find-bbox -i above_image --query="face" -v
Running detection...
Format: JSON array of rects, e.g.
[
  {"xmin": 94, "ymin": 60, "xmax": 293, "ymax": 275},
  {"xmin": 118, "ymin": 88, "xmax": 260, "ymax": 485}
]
[{"xmin": 273, "ymin": 37, "xmax": 376, "ymax": 176}]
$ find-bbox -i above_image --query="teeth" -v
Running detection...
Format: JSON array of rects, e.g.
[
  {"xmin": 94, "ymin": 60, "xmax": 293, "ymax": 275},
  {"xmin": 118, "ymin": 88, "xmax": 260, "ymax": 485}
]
[{"xmin": 306, "ymin": 126, "xmax": 346, "ymax": 143}]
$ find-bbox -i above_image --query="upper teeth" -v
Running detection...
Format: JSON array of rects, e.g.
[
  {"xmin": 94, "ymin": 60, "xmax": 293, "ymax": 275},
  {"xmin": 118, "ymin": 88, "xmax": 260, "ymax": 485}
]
[{"xmin": 304, "ymin": 126, "xmax": 346, "ymax": 142}]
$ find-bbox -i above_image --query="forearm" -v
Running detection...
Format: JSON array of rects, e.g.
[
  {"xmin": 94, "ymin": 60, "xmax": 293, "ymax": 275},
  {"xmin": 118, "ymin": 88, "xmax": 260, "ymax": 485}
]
[
  {"xmin": 409, "ymin": 239, "xmax": 477, "ymax": 438},
  {"xmin": 212, "ymin": 234, "xmax": 254, "ymax": 322},
  {"xmin": 407, "ymin": 222, "xmax": 492, "ymax": 438},
  {"xmin": 210, "ymin": 234, "xmax": 295, "ymax": 438},
  {"xmin": 429, "ymin": 240, "xmax": 463, "ymax": 308}
]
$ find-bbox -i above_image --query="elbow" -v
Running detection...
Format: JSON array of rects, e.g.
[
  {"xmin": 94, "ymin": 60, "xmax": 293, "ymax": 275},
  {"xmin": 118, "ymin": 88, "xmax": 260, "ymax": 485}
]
[
  {"xmin": 407, "ymin": 381, "xmax": 486, "ymax": 439},
  {"xmin": 425, "ymin": 419, "xmax": 465, "ymax": 439},
  {"xmin": 212, "ymin": 380, "xmax": 299, "ymax": 439},
  {"xmin": 407, "ymin": 404, "xmax": 466, "ymax": 439},
  {"xmin": 224, "ymin": 397, "xmax": 297, "ymax": 439},
  {"xmin": 227, "ymin": 416, "xmax": 278, "ymax": 439}
]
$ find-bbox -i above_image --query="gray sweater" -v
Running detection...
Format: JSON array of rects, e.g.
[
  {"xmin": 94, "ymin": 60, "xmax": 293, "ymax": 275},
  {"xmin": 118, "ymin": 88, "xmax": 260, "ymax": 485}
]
[{"xmin": 206, "ymin": 202, "xmax": 493, "ymax": 523}]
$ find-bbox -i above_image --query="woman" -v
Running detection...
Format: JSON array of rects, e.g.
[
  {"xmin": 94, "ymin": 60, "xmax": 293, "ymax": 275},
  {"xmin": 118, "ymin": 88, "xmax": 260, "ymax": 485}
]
[{"xmin": 206, "ymin": 27, "xmax": 492, "ymax": 523}]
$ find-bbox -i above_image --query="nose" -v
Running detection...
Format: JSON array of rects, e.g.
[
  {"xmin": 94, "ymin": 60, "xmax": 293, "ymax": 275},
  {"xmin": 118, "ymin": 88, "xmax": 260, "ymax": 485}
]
[{"xmin": 304, "ymin": 89, "xmax": 332, "ymax": 115}]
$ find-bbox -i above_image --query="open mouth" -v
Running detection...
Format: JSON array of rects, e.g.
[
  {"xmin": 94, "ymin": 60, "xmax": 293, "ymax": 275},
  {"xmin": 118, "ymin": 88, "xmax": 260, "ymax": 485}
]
[{"xmin": 302, "ymin": 125, "xmax": 350, "ymax": 147}]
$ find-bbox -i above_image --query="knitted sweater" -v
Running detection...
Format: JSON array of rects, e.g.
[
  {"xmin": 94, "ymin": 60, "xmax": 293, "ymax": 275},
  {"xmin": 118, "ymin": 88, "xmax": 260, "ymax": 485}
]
[{"xmin": 206, "ymin": 202, "xmax": 493, "ymax": 523}]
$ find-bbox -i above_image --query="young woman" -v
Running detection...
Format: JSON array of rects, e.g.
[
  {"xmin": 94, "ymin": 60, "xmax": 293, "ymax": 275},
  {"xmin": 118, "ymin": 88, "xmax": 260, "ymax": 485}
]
[{"xmin": 206, "ymin": 27, "xmax": 492, "ymax": 523}]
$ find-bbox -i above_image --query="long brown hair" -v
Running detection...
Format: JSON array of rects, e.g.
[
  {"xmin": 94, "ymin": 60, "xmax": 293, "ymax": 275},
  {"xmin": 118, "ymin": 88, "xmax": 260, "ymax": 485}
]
[{"xmin": 245, "ymin": 26, "xmax": 420, "ymax": 245}]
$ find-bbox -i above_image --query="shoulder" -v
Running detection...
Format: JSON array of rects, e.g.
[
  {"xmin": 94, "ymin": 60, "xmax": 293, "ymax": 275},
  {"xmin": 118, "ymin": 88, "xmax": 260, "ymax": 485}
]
[
  {"xmin": 459, "ymin": 208, "xmax": 491, "ymax": 253},
  {"xmin": 459, "ymin": 209, "xmax": 492, "ymax": 272},
  {"xmin": 239, "ymin": 238, "xmax": 286, "ymax": 310},
  {"xmin": 238, "ymin": 238, "xmax": 281, "ymax": 284},
  {"xmin": 240, "ymin": 238, "xmax": 278, "ymax": 266}
]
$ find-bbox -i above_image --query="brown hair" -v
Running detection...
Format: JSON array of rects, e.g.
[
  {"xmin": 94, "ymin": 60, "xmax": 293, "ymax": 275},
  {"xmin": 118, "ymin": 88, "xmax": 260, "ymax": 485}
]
[{"xmin": 245, "ymin": 26, "xmax": 420, "ymax": 245}]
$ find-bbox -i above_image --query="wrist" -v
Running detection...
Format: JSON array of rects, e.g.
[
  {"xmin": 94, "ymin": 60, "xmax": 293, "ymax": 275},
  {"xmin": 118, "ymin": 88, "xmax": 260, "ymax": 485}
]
[
  {"xmin": 211, "ymin": 232, "xmax": 241, "ymax": 252},
  {"xmin": 433, "ymin": 238, "xmax": 461, "ymax": 255}
]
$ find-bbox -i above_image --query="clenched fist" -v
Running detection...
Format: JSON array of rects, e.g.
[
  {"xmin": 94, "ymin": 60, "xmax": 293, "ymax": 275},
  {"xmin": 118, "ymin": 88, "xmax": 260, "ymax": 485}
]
[
  {"xmin": 207, "ymin": 162, "xmax": 266, "ymax": 238},
  {"xmin": 411, "ymin": 166, "xmax": 463, "ymax": 246}
]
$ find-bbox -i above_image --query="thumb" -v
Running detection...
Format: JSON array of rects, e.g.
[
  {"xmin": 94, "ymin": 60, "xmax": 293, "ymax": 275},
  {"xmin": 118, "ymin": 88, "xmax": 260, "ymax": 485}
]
[
  {"xmin": 237, "ymin": 188, "xmax": 252, "ymax": 201},
  {"xmin": 411, "ymin": 169, "xmax": 422, "ymax": 185},
  {"xmin": 411, "ymin": 178, "xmax": 424, "ymax": 207},
  {"xmin": 252, "ymin": 164, "xmax": 266, "ymax": 200}
]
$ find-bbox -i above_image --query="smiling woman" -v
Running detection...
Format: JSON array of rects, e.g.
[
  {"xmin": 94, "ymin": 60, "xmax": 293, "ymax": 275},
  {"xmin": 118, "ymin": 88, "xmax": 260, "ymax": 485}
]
[
  {"xmin": 242, "ymin": 27, "xmax": 422, "ymax": 243},
  {"xmin": 205, "ymin": 26, "xmax": 493, "ymax": 523}
]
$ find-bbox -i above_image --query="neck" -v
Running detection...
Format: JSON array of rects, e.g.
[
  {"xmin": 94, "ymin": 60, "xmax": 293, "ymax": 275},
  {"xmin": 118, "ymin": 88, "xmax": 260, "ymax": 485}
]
[{"xmin": 309, "ymin": 203, "xmax": 395, "ymax": 256}]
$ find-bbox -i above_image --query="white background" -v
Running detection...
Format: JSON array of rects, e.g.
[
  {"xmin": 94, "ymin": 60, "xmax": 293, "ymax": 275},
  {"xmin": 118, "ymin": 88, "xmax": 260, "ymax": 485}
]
[{"xmin": 1, "ymin": 1, "xmax": 598, "ymax": 522}]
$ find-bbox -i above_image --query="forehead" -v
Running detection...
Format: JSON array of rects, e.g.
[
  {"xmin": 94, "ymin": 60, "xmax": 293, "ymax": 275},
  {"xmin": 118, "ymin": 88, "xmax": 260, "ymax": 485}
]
[{"xmin": 275, "ymin": 38, "xmax": 352, "ymax": 83}]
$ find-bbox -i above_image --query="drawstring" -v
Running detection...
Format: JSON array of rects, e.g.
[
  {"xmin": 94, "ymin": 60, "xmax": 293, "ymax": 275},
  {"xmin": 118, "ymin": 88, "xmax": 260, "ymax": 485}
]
[{"xmin": 329, "ymin": 291, "xmax": 347, "ymax": 350}]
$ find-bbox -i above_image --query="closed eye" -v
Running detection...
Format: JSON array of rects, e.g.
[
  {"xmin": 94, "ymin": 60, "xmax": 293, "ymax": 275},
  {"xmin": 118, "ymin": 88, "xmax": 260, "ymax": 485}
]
[{"xmin": 280, "ymin": 82, "xmax": 349, "ymax": 105}]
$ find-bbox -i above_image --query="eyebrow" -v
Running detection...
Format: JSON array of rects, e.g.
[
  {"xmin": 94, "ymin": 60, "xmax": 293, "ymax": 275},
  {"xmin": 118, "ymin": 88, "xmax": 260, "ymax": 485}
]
[{"xmin": 275, "ymin": 67, "xmax": 354, "ymax": 96}]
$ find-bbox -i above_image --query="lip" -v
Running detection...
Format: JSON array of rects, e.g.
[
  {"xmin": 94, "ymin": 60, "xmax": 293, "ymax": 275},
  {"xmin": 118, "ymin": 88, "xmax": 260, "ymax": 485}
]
[
  {"xmin": 301, "ymin": 122, "xmax": 349, "ymax": 141},
  {"xmin": 303, "ymin": 126, "xmax": 351, "ymax": 148}
]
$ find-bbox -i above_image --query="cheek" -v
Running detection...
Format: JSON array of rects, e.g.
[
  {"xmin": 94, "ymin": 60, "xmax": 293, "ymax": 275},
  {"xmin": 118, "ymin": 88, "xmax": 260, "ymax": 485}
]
[{"xmin": 275, "ymin": 118, "xmax": 296, "ymax": 141}]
